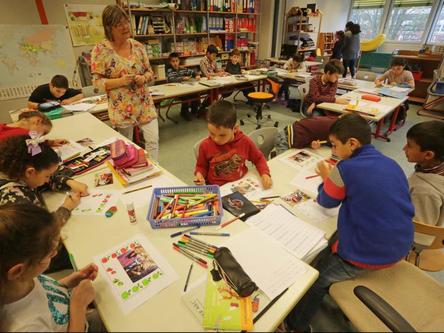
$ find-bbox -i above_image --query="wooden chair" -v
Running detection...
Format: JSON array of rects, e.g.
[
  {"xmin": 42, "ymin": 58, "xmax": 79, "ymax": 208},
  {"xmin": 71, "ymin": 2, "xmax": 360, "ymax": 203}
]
[
  {"xmin": 330, "ymin": 260, "xmax": 444, "ymax": 332},
  {"xmin": 406, "ymin": 220, "xmax": 444, "ymax": 272}
]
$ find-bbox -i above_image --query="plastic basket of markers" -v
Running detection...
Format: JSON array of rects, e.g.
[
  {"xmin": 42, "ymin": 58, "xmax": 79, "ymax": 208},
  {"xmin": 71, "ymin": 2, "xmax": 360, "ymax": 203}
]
[{"xmin": 147, "ymin": 185, "xmax": 223, "ymax": 229}]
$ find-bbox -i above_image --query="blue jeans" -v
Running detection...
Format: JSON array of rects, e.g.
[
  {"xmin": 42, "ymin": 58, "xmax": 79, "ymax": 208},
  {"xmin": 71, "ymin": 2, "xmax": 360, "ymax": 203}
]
[
  {"xmin": 285, "ymin": 248, "xmax": 368, "ymax": 331},
  {"xmin": 275, "ymin": 129, "xmax": 290, "ymax": 155},
  {"xmin": 343, "ymin": 58, "xmax": 356, "ymax": 78}
]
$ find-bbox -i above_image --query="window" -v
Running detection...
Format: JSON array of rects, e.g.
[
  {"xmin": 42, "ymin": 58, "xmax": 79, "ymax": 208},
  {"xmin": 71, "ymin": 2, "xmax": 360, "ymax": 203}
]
[
  {"xmin": 429, "ymin": 4, "xmax": 444, "ymax": 43},
  {"xmin": 349, "ymin": 0, "xmax": 386, "ymax": 39},
  {"xmin": 385, "ymin": 0, "xmax": 434, "ymax": 42}
]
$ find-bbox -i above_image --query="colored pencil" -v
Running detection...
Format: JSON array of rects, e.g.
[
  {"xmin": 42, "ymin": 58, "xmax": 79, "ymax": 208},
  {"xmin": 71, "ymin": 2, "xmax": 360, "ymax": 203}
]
[
  {"xmin": 122, "ymin": 185, "xmax": 153, "ymax": 195},
  {"xmin": 219, "ymin": 213, "xmax": 246, "ymax": 229},
  {"xmin": 173, "ymin": 244, "xmax": 208, "ymax": 268},
  {"xmin": 253, "ymin": 288, "xmax": 289, "ymax": 323},
  {"xmin": 190, "ymin": 231, "xmax": 230, "ymax": 237},
  {"xmin": 183, "ymin": 264, "xmax": 193, "ymax": 292},
  {"xmin": 259, "ymin": 195, "xmax": 280, "ymax": 200},
  {"xmin": 170, "ymin": 225, "xmax": 200, "ymax": 238},
  {"xmin": 305, "ymin": 174, "xmax": 320, "ymax": 180}
]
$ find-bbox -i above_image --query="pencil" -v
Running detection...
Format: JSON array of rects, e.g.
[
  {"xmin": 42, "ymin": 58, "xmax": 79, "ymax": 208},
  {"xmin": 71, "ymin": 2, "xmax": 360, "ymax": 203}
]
[
  {"xmin": 219, "ymin": 213, "xmax": 246, "ymax": 229},
  {"xmin": 319, "ymin": 140, "xmax": 327, "ymax": 144},
  {"xmin": 183, "ymin": 263, "xmax": 193, "ymax": 292},
  {"xmin": 253, "ymin": 288, "xmax": 289, "ymax": 323},
  {"xmin": 305, "ymin": 174, "xmax": 320, "ymax": 180},
  {"xmin": 122, "ymin": 185, "xmax": 153, "ymax": 195},
  {"xmin": 259, "ymin": 195, "xmax": 280, "ymax": 200},
  {"xmin": 68, "ymin": 253, "xmax": 78, "ymax": 271},
  {"xmin": 190, "ymin": 231, "xmax": 230, "ymax": 237}
]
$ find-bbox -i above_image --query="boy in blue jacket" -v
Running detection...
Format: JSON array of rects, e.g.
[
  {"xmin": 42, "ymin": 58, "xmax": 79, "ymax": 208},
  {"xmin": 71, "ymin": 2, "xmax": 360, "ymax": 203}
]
[{"xmin": 284, "ymin": 114, "xmax": 414, "ymax": 332}]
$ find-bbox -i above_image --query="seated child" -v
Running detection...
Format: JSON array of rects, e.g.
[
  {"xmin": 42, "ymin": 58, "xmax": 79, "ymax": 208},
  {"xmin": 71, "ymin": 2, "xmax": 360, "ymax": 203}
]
[
  {"xmin": 0, "ymin": 135, "xmax": 86, "ymax": 272},
  {"xmin": 284, "ymin": 114, "xmax": 414, "ymax": 332},
  {"xmin": 223, "ymin": 48, "xmax": 255, "ymax": 100},
  {"xmin": 331, "ymin": 30, "xmax": 345, "ymax": 60},
  {"xmin": 303, "ymin": 59, "xmax": 348, "ymax": 117},
  {"xmin": 375, "ymin": 57, "xmax": 415, "ymax": 88},
  {"xmin": 199, "ymin": 44, "xmax": 225, "ymax": 79},
  {"xmin": 275, "ymin": 115, "xmax": 338, "ymax": 155},
  {"xmin": 166, "ymin": 52, "xmax": 201, "ymax": 121},
  {"xmin": 194, "ymin": 101, "xmax": 272, "ymax": 189},
  {"xmin": 404, "ymin": 121, "xmax": 444, "ymax": 226},
  {"xmin": 0, "ymin": 203, "xmax": 99, "ymax": 332},
  {"xmin": 278, "ymin": 53, "xmax": 306, "ymax": 101},
  {"xmin": 0, "ymin": 111, "xmax": 67, "ymax": 146},
  {"xmin": 28, "ymin": 75, "xmax": 83, "ymax": 110}
]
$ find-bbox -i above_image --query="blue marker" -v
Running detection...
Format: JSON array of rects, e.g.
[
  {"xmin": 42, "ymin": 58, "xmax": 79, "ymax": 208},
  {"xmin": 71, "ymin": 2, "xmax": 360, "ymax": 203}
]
[{"xmin": 170, "ymin": 225, "xmax": 200, "ymax": 238}]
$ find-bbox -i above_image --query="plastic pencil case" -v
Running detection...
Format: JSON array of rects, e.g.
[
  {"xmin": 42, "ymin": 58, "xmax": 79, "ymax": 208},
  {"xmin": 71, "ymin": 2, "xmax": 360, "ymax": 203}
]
[
  {"xmin": 146, "ymin": 185, "xmax": 223, "ymax": 229},
  {"xmin": 362, "ymin": 94, "xmax": 381, "ymax": 102}
]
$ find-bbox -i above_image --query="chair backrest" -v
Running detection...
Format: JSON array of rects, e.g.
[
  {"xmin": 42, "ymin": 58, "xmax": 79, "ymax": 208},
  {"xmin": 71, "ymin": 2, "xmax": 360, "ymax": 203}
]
[
  {"xmin": 193, "ymin": 137, "xmax": 206, "ymax": 160},
  {"xmin": 356, "ymin": 71, "xmax": 377, "ymax": 82},
  {"xmin": 247, "ymin": 127, "xmax": 279, "ymax": 159},
  {"xmin": 413, "ymin": 219, "xmax": 444, "ymax": 250},
  {"xmin": 330, "ymin": 260, "xmax": 444, "ymax": 332}
]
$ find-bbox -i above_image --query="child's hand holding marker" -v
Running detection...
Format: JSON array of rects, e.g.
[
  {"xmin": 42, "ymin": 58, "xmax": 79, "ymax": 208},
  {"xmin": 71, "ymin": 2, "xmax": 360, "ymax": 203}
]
[
  {"xmin": 193, "ymin": 172, "xmax": 206, "ymax": 185},
  {"xmin": 67, "ymin": 180, "xmax": 89, "ymax": 197},
  {"xmin": 316, "ymin": 160, "xmax": 334, "ymax": 181},
  {"xmin": 63, "ymin": 191, "xmax": 81, "ymax": 211},
  {"xmin": 310, "ymin": 140, "xmax": 327, "ymax": 150}
]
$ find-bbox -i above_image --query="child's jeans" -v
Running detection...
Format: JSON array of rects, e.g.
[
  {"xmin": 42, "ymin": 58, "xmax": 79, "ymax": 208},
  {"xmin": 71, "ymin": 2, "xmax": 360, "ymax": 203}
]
[
  {"xmin": 284, "ymin": 247, "xmax": 368, "ymax": 331},
  {"xmin": 275, "ymin": 128, "xmax": 290, "ymax": 155},
  {"xmin": 278, "ymin": 83, "xmax": 290, "ymax": 100}
]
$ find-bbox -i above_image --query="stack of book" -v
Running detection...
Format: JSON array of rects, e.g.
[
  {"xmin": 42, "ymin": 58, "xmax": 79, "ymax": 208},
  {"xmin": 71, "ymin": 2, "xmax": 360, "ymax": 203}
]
[{"xmin": 107, "ymin": 148, "xmax": 161, "ymax": 187}]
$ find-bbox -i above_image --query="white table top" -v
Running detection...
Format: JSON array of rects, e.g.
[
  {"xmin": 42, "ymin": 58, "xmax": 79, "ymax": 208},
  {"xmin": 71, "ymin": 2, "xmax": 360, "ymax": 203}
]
[
  {"xmin": 317, "ymin": 90, "xmax": 407, "ymax": 122},
  {"xmin": 267, "ymin": 57, "xmax": 322, "ymax": 68},
  {"xmin": 44, "ymin": 113, "xmax": 319, "ymax": 332}
]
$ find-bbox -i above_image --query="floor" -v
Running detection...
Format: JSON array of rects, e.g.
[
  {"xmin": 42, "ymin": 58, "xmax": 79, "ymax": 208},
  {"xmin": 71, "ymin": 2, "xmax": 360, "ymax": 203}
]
[{"xmin": 156, "ymin": 90, "xmax": 444, "ymax": 332}]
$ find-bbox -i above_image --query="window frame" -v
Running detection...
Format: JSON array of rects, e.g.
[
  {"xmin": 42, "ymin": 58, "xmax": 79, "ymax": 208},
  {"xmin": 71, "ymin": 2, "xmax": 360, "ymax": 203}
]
[
  {"xmin": 348, "ymin": 0, "xmax": 442, "ymax": 44},
  {"xmin": 426, "ymin": 0, "xmax": 444, "ymax": 44}
]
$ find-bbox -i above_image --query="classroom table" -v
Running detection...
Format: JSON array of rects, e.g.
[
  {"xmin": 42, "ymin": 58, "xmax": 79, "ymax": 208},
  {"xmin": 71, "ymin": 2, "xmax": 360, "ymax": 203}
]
[
  {"xmin": 44, "ymin": 112, "xmax": 319, "ymax": 332},
  {"xmin": 317, "ymin": 90, "xmax": 408, "ymax": 142},
  {"xmin": 267, "ymin": 57, "xmax": 322, "ymax": 68}
]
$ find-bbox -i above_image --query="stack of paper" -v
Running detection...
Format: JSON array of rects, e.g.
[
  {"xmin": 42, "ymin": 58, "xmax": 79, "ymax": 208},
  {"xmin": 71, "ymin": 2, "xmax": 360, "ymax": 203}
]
[
  {"xmin": 63, "ymin": 103, "xmax": 95, "ymax": 112},
  {"xmin": 246, "ymin": 204, "xmax": 326, "ymax": 261},
  {"xmin": 222, "ymin": 227, "xmax": 311, "ymax": 299}
]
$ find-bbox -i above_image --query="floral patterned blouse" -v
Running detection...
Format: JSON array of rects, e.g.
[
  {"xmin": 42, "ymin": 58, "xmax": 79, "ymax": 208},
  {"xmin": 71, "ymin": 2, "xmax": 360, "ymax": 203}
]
[
  {"xmin": 0, "ymin": 171, "xmax": 72, "ymax": 225},
  {"xmin": 91, "ymin": 38, "xmax": 157, "ymax": 127}
]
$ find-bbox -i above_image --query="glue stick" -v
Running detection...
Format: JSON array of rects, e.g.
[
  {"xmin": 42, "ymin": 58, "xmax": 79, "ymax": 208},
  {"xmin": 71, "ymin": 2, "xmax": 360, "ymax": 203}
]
[{"xmin": 126, "ymin": 203, "xmax": 137, "ymax": 224}]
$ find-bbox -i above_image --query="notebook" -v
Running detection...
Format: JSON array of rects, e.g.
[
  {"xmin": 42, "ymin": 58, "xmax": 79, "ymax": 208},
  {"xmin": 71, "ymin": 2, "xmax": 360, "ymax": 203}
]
[{"xmin": 222, "ymin": 191, "xmax": 260, "ymax": 221}]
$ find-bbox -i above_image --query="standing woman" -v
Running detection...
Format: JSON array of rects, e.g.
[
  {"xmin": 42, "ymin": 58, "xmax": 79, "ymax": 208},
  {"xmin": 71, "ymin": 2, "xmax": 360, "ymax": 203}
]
[
  {"xmin": 91, "ymin": 5, "xmax": 159, "ymax": 160},
  {"xmin": 342, "ymin": 22, "xmax": 361, "ymax": 78}
]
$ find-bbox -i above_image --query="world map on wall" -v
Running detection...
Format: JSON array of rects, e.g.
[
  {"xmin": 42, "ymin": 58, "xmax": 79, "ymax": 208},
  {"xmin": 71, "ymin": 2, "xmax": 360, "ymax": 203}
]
[{"xmin": 0, "ymin": 25, "xmax": 76, "ymax": 99}]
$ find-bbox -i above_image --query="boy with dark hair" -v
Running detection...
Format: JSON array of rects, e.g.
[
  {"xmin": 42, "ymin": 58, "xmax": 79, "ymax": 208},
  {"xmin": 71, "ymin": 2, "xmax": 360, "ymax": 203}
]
[
  {"xmin": 375, "ymin": 57, "xmax": 415, "ymax": 88},
  {"xmin": 404, "ymin": 121, "xmax": 444, "ymax": 226},
  {"xmin": 28, "ymin": 75, "xmax": 83, "ymax": 110},
  {"xmin": 274, "ymin": 115, "xmax": 337, "ymax": 154},
  {"xmin": 166, "ymin": 52, "xmax": 201, "ymax": 120},
  {"xmin": 278, "ymin": 53, "xmax": 306, "ymax": 101},
  {"xmin": 200, "ymin": 44, "xmax": 225, "ymax": 79},
  {"xmin": 283, "ymin": 114, "xmax": 414, "ymax": 332},
  {"xmin": 223, "ymin": 48, "xmax": 255, "ymax": 100},
  {"xmin": 303, "ymin": 59, "xmax": 348, "ymax": 117},
  {"xmin": 194, "ymin": 100, "xmax": 272, "ymax": 188}
]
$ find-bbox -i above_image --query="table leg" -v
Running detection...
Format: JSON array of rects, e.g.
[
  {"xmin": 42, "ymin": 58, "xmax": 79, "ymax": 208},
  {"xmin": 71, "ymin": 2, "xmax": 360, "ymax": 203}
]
[{"xmin": 372, "ymin": 118, "xmax": 388, "ymax": 141}]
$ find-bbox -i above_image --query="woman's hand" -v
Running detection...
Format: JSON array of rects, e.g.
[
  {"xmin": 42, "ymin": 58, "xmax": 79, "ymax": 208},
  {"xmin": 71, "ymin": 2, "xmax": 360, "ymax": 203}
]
[
  {"xmin": 134, "ymin": 75, "xmax": 146, "ymax": 86},
  {"xmin": 120, "ymin": 74, "xmax": 135, "ymax": 87}
]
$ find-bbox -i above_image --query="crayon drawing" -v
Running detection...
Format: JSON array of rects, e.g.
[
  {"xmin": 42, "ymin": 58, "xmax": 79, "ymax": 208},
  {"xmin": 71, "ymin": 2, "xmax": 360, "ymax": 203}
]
[
  {"xmin": 281, "ymin": 149, "xmax": 322, "ymax": 169},
  {"xmin": 229, "ymin": 178, "xmax": 260, "ymax": 195},
  {"xmin": 72, "ymin": 190, "xmax": 120, "ymax": 216}
]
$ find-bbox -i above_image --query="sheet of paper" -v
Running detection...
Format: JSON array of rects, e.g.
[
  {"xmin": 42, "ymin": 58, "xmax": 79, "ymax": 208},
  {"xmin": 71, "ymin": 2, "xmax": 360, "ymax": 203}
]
[
  {"xmin": 219, "ymin": 176, "xmax": 274, "ymax": 200},
  {"xmin": 290, "ymin": 165, "xmax": 323, "ymax": 197},
  {"xmin": 53, "ymin": 140, "xmax": 86, "ymax": 162},
  {"xmin": 63, "ymin": 102, "xmax": 95, "ymax": 112},
  {"xmin": 295, "ymin": 200, "xmax": 339, "ymax": 223},
  {"xmin": 280, "ymin": 149, "xmax": 322, "ymax": 170},
  {"xmin": 390, "ymin": 86, "xmax": 410, "ymax": 93},
  {"xmin": 357, "ymin": 87, "xmax": 380, "ymax": 95},
  {"xmin": 94, "ymin": 234, "xmax": 179, "ymax": 315},
  {"xmin": 246, "ymin": 204, "xmax": 326, "ymax": 260},
  {"xmin": 222, "ymin": 227, "xmax": 309, "ymax": 299},
  {"xmin": 72, "ymin": 189, "xmax": 120, "ymax": 216}
]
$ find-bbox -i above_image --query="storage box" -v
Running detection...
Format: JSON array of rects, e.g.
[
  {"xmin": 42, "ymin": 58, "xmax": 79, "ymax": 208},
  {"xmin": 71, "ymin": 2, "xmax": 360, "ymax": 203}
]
[{"xmin": 412, "ymin": 71, "xmax": 423, "ymax": 81}]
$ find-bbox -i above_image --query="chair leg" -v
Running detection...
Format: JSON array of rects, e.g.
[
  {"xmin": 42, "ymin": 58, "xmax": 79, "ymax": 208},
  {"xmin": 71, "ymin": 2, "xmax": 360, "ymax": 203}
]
[{"xmin": 165, "ymin": 100, "xmax": 178, "ymax": 124}]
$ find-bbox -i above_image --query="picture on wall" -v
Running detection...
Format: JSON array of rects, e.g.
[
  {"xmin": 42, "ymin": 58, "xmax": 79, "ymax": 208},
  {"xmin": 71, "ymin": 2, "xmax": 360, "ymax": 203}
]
[{"xmin": 64, "ymin": 4, "xmax": 105, "ymax": 46}]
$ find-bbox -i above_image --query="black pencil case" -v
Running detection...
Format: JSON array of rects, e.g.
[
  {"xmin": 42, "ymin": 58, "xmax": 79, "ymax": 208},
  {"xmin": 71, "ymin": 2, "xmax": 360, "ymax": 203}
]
[{"xmin": 212, "ymin": 247, "xmax": 258, "ymax": 297}]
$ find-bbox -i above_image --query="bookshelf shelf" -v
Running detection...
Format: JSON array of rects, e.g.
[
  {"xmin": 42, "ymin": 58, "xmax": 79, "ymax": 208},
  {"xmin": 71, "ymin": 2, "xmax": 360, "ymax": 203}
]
[{"xmin": 122, "ymin": 0, "xmax": 260, "ymax": 68}]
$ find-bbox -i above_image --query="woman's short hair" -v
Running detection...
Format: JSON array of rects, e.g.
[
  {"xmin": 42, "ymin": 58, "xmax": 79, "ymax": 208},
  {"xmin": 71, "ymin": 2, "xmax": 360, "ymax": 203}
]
[{"xmin": 102, "ymin": 5, "xmax": 130, "ymax": 41}]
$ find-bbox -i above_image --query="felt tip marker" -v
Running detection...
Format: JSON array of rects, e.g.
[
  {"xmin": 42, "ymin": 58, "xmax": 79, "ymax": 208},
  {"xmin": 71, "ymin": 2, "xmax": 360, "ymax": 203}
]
[{"xmin": 190, "ymin": 231, "xmax": 230, "ymax": 237}]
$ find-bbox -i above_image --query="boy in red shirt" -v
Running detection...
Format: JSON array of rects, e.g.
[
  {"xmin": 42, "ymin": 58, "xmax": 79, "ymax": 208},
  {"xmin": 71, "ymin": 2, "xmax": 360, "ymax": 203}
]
[{"xmin": 194, "ymin": 101, "xmax": 272, "ymax": 188}]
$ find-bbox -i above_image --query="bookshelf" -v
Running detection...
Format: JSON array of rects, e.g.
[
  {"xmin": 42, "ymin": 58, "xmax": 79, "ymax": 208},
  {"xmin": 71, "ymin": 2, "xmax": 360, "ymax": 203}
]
[
  {"xmin": 319, "ymin": 32, "xmax": 334, "ymax": 56},
  {"xmin": 120, "ymin": 0, "xmax": 260, "ymax": 69},
  {"xmin": 282, "ymin": 6, "xmax": 322, "ymax": 57}
]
